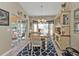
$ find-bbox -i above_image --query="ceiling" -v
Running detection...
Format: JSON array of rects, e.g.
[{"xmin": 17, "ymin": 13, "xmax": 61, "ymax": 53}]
[{"xmin": 20, "ymin": 2, "xmax": 63, "ymax": 16}]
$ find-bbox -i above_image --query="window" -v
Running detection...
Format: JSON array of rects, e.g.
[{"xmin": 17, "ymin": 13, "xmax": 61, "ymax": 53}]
[
  {"xmin": 63, "ymin": 15, "xmax": 69, "ymax": 25},
  {"xmin": 33, "ymin": 22, "xmax": 49, "ymax": 35},
  {"xmin": 33, "ymin": 23, "xmax": 38, "ymax": 32},
  {"xmin": 74, "ymin": 9, "xmax": 79, "ymax": 19},
  {"xmin": 74, "ymin": 22, "xmax": 79, "ymax": 32},
  {"xmin": 74, "ymin": 9, "xmax": 79, "ymax": 32},
  {"xmin": 38, "ymin": 23, "xmax": 48, "ymax": 36}
]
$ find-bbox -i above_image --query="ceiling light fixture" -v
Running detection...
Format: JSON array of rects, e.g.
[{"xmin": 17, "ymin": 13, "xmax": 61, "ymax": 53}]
[{"xmin": 38, "ymin": 3, "xmax": 46, "ymax": 23}]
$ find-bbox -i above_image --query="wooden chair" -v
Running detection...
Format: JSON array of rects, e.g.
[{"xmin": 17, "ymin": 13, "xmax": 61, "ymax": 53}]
[{"xmin": 29, "ymin": 32, "xmax": 42, "ymax": 55}]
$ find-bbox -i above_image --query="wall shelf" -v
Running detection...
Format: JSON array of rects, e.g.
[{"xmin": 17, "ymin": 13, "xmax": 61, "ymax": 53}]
[{"xmin": 54, "ymin": 8, "xmax": 70, "ymax": 50}]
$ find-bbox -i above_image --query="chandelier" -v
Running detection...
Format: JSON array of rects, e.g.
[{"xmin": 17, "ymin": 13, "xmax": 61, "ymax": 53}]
[
  {"xmin": 38, "ymin": 16, "xmax": 46, "ymax": 23},
  {"xmin": 37, "ymin": 3, "xmax": 46, "ymax": 23}
]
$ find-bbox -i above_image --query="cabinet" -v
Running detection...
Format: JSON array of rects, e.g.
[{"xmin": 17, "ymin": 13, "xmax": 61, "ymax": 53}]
[{"xmin": 54, "ymin": 10, "xmax": 70, "ymax": 50}]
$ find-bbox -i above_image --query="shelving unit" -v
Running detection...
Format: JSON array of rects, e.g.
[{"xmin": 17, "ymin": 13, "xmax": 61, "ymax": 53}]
[{"xmin": 54, "ymin": 8, "xmax": 70, "ymax": 50}]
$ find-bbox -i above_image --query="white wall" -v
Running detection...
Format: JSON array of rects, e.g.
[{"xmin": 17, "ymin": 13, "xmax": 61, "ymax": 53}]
[
  {"xmin": 67, "ymin": 2, "xmax": 79, "ymax": 51},
  {"xmin": 0, "ymin": 2, "xmax": 28, "ymax": 55}
]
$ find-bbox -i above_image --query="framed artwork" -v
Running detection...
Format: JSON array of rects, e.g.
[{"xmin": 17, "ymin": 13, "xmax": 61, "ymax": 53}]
[
  {"xmin": 63, "ymin": 14, "xmax": 69, "ymax": 25},
  {"xmin": 74, "ymin": 8, "xmax": 79, "ymax": 19},
  {"xmin": 0, "ymin": 9, "xmax": 9, "ymax": 26}
]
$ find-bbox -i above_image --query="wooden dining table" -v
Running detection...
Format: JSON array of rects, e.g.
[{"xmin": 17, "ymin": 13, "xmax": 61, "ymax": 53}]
[{"xmin": 29, "ymin": 32, "xmax": 48, "ymax": 50}]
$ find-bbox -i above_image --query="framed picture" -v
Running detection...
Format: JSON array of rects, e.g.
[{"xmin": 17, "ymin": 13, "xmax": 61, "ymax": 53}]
[
  {"xmin": 63, "ymin": 14, "xmax": 69, "ymax": 25},
  {"xmin": 0, "ymin": 9, "xmax": 9, "ymax": 26},
  {"xmin": 74, "ymin": 8, "xmax": 79, "ymax": 19}
]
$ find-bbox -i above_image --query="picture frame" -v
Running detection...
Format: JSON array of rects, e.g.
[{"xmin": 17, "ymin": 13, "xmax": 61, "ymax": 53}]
[
  {"xmin": 0, "ymin": 9, "xmax": 9, "ymax": 26},
  {"xmin": 63, "ymin": 14, "xmax": 69, "ymax": 25}
]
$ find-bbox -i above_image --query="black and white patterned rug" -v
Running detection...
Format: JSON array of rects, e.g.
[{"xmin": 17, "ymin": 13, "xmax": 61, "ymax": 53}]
[{"xmin": 17, "ymin": 38, "xmax": 58, "ymax": 56}]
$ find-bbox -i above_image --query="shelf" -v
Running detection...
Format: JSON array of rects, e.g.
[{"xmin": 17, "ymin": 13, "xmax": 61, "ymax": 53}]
[
  {"xmin": 61, "ymin": 25, "xmax": 69, "ymax": 27},
  {"xmin": 61, "ymin": 35, "xmax": 70, "ymax": 37},
  {"xmin": 56, "ymin": 26, "xmax": 61, "ymax": 28}
]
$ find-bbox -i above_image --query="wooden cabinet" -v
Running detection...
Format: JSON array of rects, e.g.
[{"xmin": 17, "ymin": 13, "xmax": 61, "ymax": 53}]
[{"xmin": 54, "ymin": 10, "xmax": 70, "ymax": 50}]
